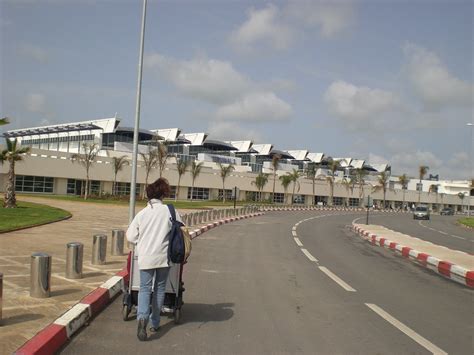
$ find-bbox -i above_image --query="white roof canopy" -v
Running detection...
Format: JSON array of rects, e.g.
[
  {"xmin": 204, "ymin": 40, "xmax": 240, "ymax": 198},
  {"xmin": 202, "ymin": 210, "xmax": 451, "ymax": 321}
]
[
  {"xmin": 307, "ymin": 153, "xmax": 324, "ymax": 163},
  {"xmin": 227, "ymin": 140, "xmax": 253, "ymax": 153},
  {"xmin": 287, "ymin": 150, "xmax": 308, "ymax": 161},
  {"xmin": 252, "ymin": 144, "xmax": 273, "ymax": 155},
  {"xmin": 181, "ymin": 132, "xmax": 208, "ymax": 146}
]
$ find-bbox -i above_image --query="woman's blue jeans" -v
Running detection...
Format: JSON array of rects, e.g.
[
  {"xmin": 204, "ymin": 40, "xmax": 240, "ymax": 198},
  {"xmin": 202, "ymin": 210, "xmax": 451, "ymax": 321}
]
[{"xmin": 137, "ymin": 267, "xmax": 170, "ymax": 328}]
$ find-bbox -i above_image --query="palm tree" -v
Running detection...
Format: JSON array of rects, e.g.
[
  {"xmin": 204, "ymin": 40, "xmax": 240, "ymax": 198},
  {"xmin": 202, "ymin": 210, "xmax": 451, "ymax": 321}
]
[
  {"xmin": 111, "ymin": 155, "xmax": 128, "ymax": 195},
  {"xmin": 418, "ymin": 165, "xmax": 429, "ymax": 204},
  {"xmin": 156, "ymin": 141, "xmax": 169, "ymax": 178},
  {"xmin": 71, "ymin": 142, "xmax": 99, "ymax": 200},
  {"xmin": 429, "ymin": 184, "xmax": 440, "ymax": 211},
  {"xmin": 251, "ymin": 172, "xmax": 269, "ymax": 202},
  {"xmin": 0, "ymin": 117, "xmax": 10, "ymax": 126},
  {"xmin": 279, "ymin": 174, "xmax": 292, "ymax": 204},
  {"xmin": 190, "ymin": 161, "xmax": 204, "ymax": 201},
  {"xmin": 175, "ymin": 158, "xmax": 189, "ymax": 202},
  {"xmin": 458, "ymin": 192, "xmax": 465, "ymax": 213},
  {"xmin": 288, "ymin": 169, "xmax": 300, "ymax": 205},
  {"xmin": 373, "ymin": 171, "xmax": 390, "ymax": 209},
  {"xmin": 354, "ymin": 168, "xmax": 368, "ymax": 207},
  {"xmin": 342, "ymin": 176, "xmax": 356, "ymax": 206},
  {"xmin": 398, "ymin": 174, "xmax": 409, "ymax": 209},
  {"xmin": 271, "ymin": 154, "xmax": 281, "ymax": 203},
  {"xmin": 218, "ymin": 163, "xmax": 235, "ymax": 203},
  {"xmin": 327, "ymin": 160, "xmax": 340, "ymax": 206},
  {"xmin": 306, "ymin": 164, "xmax": 317, "ymax": 205},
  {"xmin": 140, "ymin": 147, "xmax": 158, "ymax": 198},
  {"xmin": 0, "ymin": 138, "xmax": 30, "ymax": 208}
]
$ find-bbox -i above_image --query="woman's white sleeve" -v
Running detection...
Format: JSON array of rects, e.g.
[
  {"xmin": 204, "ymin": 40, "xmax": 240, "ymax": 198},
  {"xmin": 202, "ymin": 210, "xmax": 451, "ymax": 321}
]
[{"xmin": 126, "ymin": 215, "xmax": 140, "ymax": 243}]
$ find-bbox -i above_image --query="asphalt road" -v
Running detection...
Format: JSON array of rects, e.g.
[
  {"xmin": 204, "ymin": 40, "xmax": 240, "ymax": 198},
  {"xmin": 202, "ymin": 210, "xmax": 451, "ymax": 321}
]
[
  {"xmin": 61, "ymin": 211, "xmax": 473, "ymax": 354},
  {"xmin": 362, "ymin": 212, "xmax": 473, "ymax": 253}
]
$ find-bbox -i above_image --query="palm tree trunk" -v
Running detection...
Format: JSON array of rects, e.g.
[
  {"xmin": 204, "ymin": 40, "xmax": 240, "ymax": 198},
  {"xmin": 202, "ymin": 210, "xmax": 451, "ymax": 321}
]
[
  {"xmin": 176, "ymin": 175, "xmax": 181, "ymax": 202},
  {"xmin": 291, "ymin": 183, "xmax": 296, "ymax": 205},
  {"xmin": 418, "ymin": 179, "xmax": 421, "ymax": 204},
  {"xmin": 113, "ymin": 173, "xmax": 117, "ymax": 196},
  {"xmin": 330, "ymin": 180, "xmax": 334, "ymax": 206},
  {"xmin": 5, "ymin": 160, "xmax": 16, "ymax": 208},
  {"xmin": 191, "ymin": 180, "xmax": 195, "ymax": 201},
  {"xmin": 84, "ymin": 169, "xmax": 89, "ymax": 200},
  {"xmin": 312, "ymin": 179, "xmax": 315, "ymax": 206},
  {"xmin": 222, "ymin": 181, "xmax": 226, "ymax": 203},
  {"xmin": 272, "ymin": 173, "xmax": 276, "ymax": 204},
  {"xmin": 402, "ymin": 189, "xmax": 406, "ymax": 209}
]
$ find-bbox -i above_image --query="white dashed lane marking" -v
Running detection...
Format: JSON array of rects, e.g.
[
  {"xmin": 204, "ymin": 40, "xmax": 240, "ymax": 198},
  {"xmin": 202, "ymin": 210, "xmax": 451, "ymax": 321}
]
[
  {"xmin": 301, "ymin": 248, "xmax": 318, "ymax": 262},
  {"xmin": 319, "ymin": 266, "xmax": 356, "ymax": 292},
  {"xmin": 294, "ymin": 237, "xmax": 303, "ymax": 247},
  {"xmin": 366, "ymin": 303, "xmax": 447, "ymax": 355}
]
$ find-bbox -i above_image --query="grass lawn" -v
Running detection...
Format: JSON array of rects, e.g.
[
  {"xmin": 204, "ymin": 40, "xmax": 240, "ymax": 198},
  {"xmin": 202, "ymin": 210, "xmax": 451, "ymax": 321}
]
[
  {"xmin": 0, "ymin": 201, "xmax": 72, "ymax": 233},
  {"xmin": 458, "ymin": 217, "xmax": 474, "ymax": 228},
  {"xmin": 17, "ymin": 193, "xmax": 264, "ymax": 209}
]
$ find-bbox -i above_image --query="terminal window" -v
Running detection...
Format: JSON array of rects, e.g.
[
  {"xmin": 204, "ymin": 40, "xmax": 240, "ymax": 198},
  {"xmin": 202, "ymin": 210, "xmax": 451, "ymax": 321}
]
[
  {"xmin": 273, "ymin": 193, "xmax": 285, "ymax": 204},
  {"xmin": 218, "ymin": 189, "xmax": 233, "ymax": 201},
  {"xmin": 15, "ymin": 175, "xmax": 54, "ymax": 193},
  {"xmin": 187, "ymin": 187, "xmax": 209, "ymax": 200}
]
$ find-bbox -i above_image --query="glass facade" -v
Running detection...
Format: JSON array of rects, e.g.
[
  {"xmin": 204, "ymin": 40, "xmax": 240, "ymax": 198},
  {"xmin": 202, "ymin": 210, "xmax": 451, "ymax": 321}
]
[
  {"xmin": 333, "ymin": 197, "xmax": 343, "ymax": 206},
  {"xmin": 293, "ymin": 194, "xmax": 305, "ymax": 204},
  {"xmin": 116, "ymin": 182, "xmax": 140, "ymax": 196},
  {"xmin": 15, "ymin": 175, "xmax": 54, "ymax": 193},
  {"xmin": 22, "ymin": 134, "xmax": 95, "ymax": 150},
  {"xmin": 246, "ymin": 191, "xmax": 260, "ymax": 201},
  {"xmin": 67, "ymin": 179, "xmax": 100, "ymax": 195},
  {"xmin": 187, "ymin": 187, "xmax": 210, "ymax": 200},
  {"xmin": 273, "ymin": 193, "xmax": 285, "ymax": 204},
  {"xmin": 218, "ymin": 189, "xmax": 233, "ymax": 201},
  {"xmin": 349, "ymin": 198, "xmax": 359, "ymax": 207}
]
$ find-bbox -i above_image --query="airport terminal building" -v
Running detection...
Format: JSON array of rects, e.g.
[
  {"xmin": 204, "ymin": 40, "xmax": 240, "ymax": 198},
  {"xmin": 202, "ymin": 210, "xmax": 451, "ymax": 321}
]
[{"xmin": 1, "ymin": 117, "xmax": 472, "ymax": 211}]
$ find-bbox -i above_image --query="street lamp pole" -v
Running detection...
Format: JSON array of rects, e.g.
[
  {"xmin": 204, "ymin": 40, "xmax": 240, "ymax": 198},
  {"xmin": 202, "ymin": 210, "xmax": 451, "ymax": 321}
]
[
  {"xmin": 467, "ymin": 123, "xmax": 473, "ymax": 217},
  {"xmin": 129, "ymin": 0, "xmax": 148, "ymax": 223}
]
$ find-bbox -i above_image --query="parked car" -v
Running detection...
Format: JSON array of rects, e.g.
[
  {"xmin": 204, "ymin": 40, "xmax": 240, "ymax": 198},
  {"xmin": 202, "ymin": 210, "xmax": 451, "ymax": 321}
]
[
  {"xmin": 440, "ymin": 207, "xmax": 454, "ymax": 216},
  {"xmin": 413, "ymin": 206, "xmax": 430, "ymax": 220}
]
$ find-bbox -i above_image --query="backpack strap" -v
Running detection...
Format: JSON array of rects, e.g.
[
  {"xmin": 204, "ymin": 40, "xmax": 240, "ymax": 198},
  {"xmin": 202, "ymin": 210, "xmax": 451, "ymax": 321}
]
[{"xmin": 167, "ymin": 204, "xmax": 177, "ymax": 222}]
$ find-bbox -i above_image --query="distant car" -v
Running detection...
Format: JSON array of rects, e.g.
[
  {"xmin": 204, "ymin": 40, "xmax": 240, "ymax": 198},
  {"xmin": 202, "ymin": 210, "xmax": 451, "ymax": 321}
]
[
  {"xmin": 413, "ymin": 206, "xmax": 430, "ymax": 220},
  {"xmin": 440, "ymin": 207, "xmax": 454, "ymax": 216}
]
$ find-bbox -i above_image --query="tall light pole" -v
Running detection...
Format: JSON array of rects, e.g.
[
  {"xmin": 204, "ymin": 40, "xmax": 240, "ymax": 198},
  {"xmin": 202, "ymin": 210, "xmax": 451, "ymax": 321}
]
[
  {"xmin": 467, "ymin": 123, "xmax": 473, "ymax": 216},
  {"xmin": 129, "ymin": 0, "xmax": 148, "ymax": 223}
]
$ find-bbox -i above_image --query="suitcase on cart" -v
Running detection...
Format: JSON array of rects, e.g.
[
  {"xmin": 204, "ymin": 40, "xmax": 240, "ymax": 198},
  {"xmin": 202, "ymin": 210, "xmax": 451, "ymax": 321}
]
[{"xmin": 122, "ymin": 250, "xmax": 185, "ymax": 324}]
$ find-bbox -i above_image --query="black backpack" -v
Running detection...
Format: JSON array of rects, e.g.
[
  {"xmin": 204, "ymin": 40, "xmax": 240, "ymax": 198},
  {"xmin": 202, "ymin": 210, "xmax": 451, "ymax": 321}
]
[{"xmin": 167, "ymin": 204, "xmax": 185, "ymax": 264}]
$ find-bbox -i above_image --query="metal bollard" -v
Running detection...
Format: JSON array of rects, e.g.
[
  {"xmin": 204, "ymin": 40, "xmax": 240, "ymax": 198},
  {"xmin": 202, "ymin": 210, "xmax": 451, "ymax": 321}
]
[
  {"xmin": 92, "ymin": 234, "xmax": 107, "ymax": 265},
  {"xmin": 0, "ymin": 273, "xmax": 2, "ymax": 323},
  {"xmin": 30, "ymin": 253, "xmax": 52, "ymax": 298},
  {"xmin": 66, "ymin": 242, "xmax": 83, "ymax": 279},
  {"xmin": 111, "ymin": 230, "xmax": 125, "ymax": 256}
]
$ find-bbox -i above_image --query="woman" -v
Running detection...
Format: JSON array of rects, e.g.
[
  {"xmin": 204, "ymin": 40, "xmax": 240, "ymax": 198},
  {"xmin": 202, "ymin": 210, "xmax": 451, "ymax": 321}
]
[{"xmin": 127, "ymin": 177, "xmax": 182, "ymax": 341}]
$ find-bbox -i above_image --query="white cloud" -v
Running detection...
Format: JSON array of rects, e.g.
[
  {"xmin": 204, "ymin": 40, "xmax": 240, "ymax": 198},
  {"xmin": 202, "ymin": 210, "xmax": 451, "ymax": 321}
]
[
  {"xmin": 324, "ymin": 80, "xmax": 401, "ymax": 127},
  {"xmin": 25, "ymin": 93, "xmax": 47, "ymax": 113},
  {"xmin": 286, "ymin": 0, "xmax": 355, "ymax": 38},
  {"xmin": 215, "ymin": 92, "xmax": 292, "ymax": 122},
  {"xmin": 145, "ymin": 53, "xmax": 293, "ymax": 122},
  {"xmin": 24, "ymin": 93, "xmax": 54, "ymax": 119},
  {"xmin": 390, "ymin": 151, "xmax": 443, "ymax": 177},
  {"xmin": 145, "ymin": 54, "xmax": 251, "ymax": 104},
  {"xmin": 403, "ymin": 43, "xmax": 473, "ymax": 110},
  {"xmin": 18, "ymin": 43, "xmax": 49, "ymax": 63},
  {"xmin": 230, "ymin": 1, "xmax": 355, "ymax": 51},
  {"xmin": 207, "ymin": 121, "xmax": 263, "ymax": 142},
  {"xmin": 229, "ymin": 4, "xmax": 294, "ymax": 51}
]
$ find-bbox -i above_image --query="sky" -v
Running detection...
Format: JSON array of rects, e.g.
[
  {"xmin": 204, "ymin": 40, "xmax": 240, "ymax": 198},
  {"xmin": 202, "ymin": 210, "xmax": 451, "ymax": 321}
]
[{"xmin": 1, "ymin": 0, "xmax": 473, "ymax": 180}]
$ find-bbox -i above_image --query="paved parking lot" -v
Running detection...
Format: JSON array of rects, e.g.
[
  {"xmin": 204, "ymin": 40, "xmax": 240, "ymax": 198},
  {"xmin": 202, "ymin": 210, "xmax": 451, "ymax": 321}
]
[{"xmin": 0, "ymin": 196, "xmax": 197, "ymax": 354}]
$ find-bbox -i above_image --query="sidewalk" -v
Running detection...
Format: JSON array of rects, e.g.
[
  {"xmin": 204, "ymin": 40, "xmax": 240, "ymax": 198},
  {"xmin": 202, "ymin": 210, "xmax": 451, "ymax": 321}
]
[
  {"xmin": 0, "ymin": 196, "xmax": 204, "ymax": 355},
  {"xmin": 353, "ymin": 223, "xmax": 474, "ymax": 287}
]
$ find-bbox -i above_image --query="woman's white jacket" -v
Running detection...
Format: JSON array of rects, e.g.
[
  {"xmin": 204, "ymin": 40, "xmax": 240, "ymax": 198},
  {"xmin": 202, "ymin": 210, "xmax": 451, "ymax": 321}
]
[{"xmin": 126, "ymin": 199, "xmax": 182, "ymax": 270}]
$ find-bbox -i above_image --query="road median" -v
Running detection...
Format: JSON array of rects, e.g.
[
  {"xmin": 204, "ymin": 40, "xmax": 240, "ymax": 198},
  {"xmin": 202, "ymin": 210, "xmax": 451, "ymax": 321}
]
[{"xmin": 352, "ymin": 223, "xmax": 474, "ymax": 288}]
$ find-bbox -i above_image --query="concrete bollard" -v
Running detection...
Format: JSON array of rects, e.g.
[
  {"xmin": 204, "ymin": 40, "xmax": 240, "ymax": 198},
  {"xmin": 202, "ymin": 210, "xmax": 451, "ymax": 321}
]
[
  {"xmin": 193, "ymin": 212, "xmax": 198, "ymax": 226},
  {"xmin": 66, "ymin": 242, "xmax": 83, "ymax": 279},
  {"xmin": 92, "ymin": 234, "xmax": 107, "ymax": 265},
  {"xmin": 111, "ymin": 230, "xmax": 125, "ymax": 256},
  {"xmin": 202, "ymin": 211, "xmax": 207, "ymax": 223},
  {"xmin": 30, "ymin": 253, "xmax": 52, "ymax": 298}
]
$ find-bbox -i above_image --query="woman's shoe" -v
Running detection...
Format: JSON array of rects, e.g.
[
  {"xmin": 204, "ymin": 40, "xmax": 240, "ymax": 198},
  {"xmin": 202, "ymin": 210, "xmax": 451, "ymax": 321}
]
[{"xmin": 137, "ymin": 319, "xmax": 148, "ymax": 341}]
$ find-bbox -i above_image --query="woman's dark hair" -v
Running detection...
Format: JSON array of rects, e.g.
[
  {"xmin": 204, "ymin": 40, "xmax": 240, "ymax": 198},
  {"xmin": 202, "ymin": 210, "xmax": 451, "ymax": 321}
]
[{"xmin": 146, "ymin": 178, "xmax": 171, "ymax": 200}]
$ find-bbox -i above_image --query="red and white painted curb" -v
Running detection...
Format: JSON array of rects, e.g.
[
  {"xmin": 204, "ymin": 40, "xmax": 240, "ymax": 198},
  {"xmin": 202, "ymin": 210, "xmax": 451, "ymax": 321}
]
[
  {"xmin": 352, "ymin": 225, "xmax": 474, "ymax": 288},
  {"xmin": 15, "ymin": 212, "xmax": 265, "ymax": 355}
]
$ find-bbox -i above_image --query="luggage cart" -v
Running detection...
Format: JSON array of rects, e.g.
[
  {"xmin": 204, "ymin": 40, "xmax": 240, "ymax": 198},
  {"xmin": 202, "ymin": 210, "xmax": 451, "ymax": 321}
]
[{"xmin": 122, "ymin": 250, "xmax": 184, "ymax": 324}]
